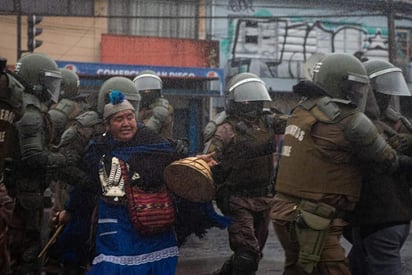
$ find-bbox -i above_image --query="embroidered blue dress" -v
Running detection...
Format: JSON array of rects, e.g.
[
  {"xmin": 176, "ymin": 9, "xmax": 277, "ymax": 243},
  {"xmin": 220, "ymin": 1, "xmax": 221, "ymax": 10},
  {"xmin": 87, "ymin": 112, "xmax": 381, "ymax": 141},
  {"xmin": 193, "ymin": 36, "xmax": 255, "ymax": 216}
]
[
  {"xmin": 85, "ymin": 125, "xmax": 180, "ymax": 275},
  {"xmin": 89, "ymin": 199, "xmax": 178, "ymax": 274}
]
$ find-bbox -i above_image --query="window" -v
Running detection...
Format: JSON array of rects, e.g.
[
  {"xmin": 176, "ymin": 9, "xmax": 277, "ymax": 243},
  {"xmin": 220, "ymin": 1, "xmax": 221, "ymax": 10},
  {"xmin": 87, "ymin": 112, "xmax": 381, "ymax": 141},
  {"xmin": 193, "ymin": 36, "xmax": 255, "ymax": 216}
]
[{"xmin": 109, "ymin": 0, "xmax": 198, "ymax": 39}]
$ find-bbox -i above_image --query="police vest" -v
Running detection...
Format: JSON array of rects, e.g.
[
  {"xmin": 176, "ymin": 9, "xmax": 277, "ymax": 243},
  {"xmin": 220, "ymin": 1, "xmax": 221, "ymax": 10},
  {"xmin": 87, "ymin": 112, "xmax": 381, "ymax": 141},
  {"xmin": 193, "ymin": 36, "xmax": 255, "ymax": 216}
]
[
  {"xmin": 0, "ymin": 101, "xmax": 20, "ymax": 173},
  {"xmin": 275, "ymin": 99, "xmax": 362, "ymax": 201},
  {"xmin": 222, "ymin": 116, "xmax": 276, "ymax": 188}
]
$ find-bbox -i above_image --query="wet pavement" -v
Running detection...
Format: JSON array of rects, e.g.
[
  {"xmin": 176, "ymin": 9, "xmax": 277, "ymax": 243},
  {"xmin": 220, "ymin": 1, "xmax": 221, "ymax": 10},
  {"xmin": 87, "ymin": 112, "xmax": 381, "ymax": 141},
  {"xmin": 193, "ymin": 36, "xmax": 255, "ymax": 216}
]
[
  {"xmin": 176, "ymin": 224, "xmax": 412, "ymax": 275},
  {"xmin": 176, "ymin": 225, "xmax": 285, "ymax": 275},
  {"xmin": 42, "ymin": 207, "xmax": 412, "ymax": 275}
]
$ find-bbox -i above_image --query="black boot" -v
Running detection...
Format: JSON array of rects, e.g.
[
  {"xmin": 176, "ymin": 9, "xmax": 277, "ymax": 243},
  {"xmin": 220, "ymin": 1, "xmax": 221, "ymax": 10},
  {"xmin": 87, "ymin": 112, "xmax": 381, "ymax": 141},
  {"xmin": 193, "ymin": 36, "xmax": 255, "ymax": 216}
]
[{"xmin": 211, "ymin": 258, "xmax": 232, "ymax": 275}]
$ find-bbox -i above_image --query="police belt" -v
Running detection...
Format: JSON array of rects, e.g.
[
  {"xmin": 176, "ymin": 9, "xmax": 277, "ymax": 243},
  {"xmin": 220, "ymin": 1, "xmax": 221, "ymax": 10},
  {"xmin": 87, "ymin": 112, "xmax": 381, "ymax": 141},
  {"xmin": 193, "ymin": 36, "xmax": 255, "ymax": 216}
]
[
  {"xmin": 276, "ymin": 192, "xmax": 350, "ymax": 220},
  {"xmin": 230, "ymin": 184, "xmax": 274, "ymax": 197}
]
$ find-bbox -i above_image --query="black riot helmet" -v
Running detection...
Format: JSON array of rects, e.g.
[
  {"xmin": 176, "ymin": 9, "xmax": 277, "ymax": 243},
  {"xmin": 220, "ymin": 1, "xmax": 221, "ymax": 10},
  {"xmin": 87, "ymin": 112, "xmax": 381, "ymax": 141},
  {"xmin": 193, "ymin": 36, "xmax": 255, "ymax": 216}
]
[
  {"xmin": 225, "ymin": 72, "xmax": 271, "ymax": 119},
  {"xmin": 364, "ymin": 59, "xmax": 411, "ymax": 111},
  {"xmin": 59, "ymin": 68, "xmax": 80, "ymax": 99},
  {"xmin": 312, "ymin": 53, "xmax": 369, "ymax": 111},
  {"xmin": 364, "ymin": 59, "xmax": 410, "ymax": 96},
  {"xmin": 14, "ymin": 53, "xmax": 62, "ymax": 103},
  {"xmin": 133, "ymin": 70, "xmax": 162, "ymax": 108}
]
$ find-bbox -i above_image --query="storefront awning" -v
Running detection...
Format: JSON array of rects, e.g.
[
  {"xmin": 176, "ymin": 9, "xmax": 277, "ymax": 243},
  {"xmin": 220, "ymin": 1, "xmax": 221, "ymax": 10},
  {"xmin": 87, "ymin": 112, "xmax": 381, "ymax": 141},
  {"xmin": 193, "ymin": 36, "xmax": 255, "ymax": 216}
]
[{"xmin": 56, "ymin": 60, "xmax": 224, "ymax": 96}]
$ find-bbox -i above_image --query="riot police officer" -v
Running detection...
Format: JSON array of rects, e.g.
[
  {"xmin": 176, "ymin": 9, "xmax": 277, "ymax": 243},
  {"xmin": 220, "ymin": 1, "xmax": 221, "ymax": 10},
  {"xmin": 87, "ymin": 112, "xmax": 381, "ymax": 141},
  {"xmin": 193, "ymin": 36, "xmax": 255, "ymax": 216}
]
[
  {"xmin": 133, "ymin": 70, "xmax": 189, "ymax": 154},
  {"xmin": 48, "ymin": 68, "xmax": 82, "ymax": 145},
  {"xmin": 133, "ymin": 70, "xmax": 174, "ymax": 139},
  {"xmin": 47, "ymin": 68, "xmax": 82, "ymax": 225},
  {"xmin": 204, "ymin": 72, "xmax": 284, "ymax": 275},
  {"xmin": 270, "ymin": 53, "xmax": 407, "ymax": 275},
  {"xmin": 7, "ymin": 53, "xmax": 70, "ymax": 275},
  {"xmin": 348, "ymin": 59, "xmax": 412, "ymax": 275},
  {"xmin": 0, "ymin": 57, "xmax": 24, "ymax": 274}
]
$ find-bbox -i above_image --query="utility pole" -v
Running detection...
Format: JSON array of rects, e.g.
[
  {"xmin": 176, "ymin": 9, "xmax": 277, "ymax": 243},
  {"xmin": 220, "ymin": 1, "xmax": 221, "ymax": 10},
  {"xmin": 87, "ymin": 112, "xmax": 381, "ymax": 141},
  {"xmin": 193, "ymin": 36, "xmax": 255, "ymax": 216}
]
[
  {"xmin": 386, "ymin": 0, "xmax": 405, "ymax": 112},
  {"xmin": 14, "ymin": 0, "xmax": 22, "ymax": 60},
  {"xmin": 386, "ymin": 0, "xmax": 396, "ymax": 64}
]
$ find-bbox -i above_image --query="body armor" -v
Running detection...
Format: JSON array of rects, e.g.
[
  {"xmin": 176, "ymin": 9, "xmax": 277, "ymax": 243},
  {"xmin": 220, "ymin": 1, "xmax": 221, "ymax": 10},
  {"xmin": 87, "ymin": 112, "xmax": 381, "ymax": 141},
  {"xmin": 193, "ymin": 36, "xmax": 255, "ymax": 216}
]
[
  {"xmin": 56, "ymin": 110, "xmax": 103, "ymax": 148},
  {"xmin": 15, "ymin": 94, "xmax": 67, "ymax": 173},
  {"xmin": 48, "ymin": 98, "xmax": 81, "ymax": 143},
  {"xmin": 16, "ymin": 94, "xmax": 49, "ymax": 161},
  {"xmin": 276, "ymin": 96, "xmax": 396, "ymax": 202},
  {"xmin": 203, "ymin": 111, "xmax": 227, "ymax": 142},
  {"xmin": 0, "ymin": 71, "xmax": 24, "ymax": 113},
  {"xmin": 139, "ymin": 97, "xmax": 174, "ymax": 139},
  {"xmin": 206, "ymin": 115, "xmax": 276, "ymax": 191},
  {"xmin": 0, "ymin": 69, "xmax": 22, "ymax": 175},
  {"xmin": 76, "ymin": 110, "xmax": 101, "ymax": 127}
]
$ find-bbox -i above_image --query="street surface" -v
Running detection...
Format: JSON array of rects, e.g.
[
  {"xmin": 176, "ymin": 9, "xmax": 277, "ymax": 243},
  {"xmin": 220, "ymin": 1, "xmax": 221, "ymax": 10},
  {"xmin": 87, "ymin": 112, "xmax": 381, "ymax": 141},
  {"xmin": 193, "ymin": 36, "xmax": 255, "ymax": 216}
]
[
  {"xmin": 42, "ymin": 205, "xmax": 412, "ymax": 275},
  {"xmin": 176, "ymin": 225, "xmax": 284, "ymax": 275},
  {"xmin": 176, "ymin": 224, "xmax": 412, "ymax": 275}
]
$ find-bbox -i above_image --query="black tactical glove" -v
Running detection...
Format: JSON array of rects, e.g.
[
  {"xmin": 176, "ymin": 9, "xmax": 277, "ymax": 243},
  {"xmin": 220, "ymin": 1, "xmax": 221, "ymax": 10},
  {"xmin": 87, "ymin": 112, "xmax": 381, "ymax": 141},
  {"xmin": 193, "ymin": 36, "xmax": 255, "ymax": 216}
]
[
  {"xmin": 212, "ymin": 164, "xmax": 231, "ymax": 215},
  {"xmin": 388, "ymin": 133, "xmax": 412, "ymax": 156},
  {"xmin": 170, "ymin": 138, "xmax": 189, "ymax": 156},
  {"xmin": 398, "ymin": 154, "xmax": 412, "ymax": 175},
  {"xmin": 215, "ymin": 184, "xmax": 231, "ymax": 215}
]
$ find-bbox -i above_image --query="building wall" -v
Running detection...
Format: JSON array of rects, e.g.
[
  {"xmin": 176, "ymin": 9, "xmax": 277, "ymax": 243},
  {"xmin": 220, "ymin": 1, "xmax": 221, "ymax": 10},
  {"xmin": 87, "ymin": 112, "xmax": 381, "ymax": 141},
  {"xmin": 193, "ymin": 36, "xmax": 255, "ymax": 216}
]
[
  {"xmin": 0, "ymin": 15, "xmax": 107, "ymax": 65},
  {"xmin": 209, "ymin": 2, "xmax": 412, "ymax": 86},
  {"xmin": 0, "ymin": 0, "xmax": 108, "ymax": 65},
  {"xmin": 101, "ymin": 34, "xmax": 218, "ymax": 67},
  {"xmin": 206, "ymin": 1, "xmax": 412, "ymax": 115}
]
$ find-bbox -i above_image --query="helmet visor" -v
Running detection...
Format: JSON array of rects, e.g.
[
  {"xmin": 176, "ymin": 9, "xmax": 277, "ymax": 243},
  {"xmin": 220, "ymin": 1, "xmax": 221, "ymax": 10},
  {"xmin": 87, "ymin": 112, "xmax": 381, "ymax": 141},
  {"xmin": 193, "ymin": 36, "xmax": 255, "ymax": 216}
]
[
  {"xmin": 128, "ymin": 99, "xmax": 141, "ymax": 118},
  {"xmin": 344, "ymin": 81, "xmax": 369, "ymax": 112},
  {"xmin": 370, "ymin": 69, "xmax": 411, "ymax": 96},
  {"xmin": 229, "ymin": 79, "xmax": 272, "ymax": 102},
  {"xmin": 233, "ymin": 101, "xmax": 264, "ymax": 118},
  {"xmin": 133, "ymin": 74, "xmax": 162, "ymax": 91},
  {"xmin": 40, "ymin": 70, "xmax": 62, "ymax": 103},
  {"xmin": 139, "ymin": 90, "xmax": 161, "ymax": 107}
]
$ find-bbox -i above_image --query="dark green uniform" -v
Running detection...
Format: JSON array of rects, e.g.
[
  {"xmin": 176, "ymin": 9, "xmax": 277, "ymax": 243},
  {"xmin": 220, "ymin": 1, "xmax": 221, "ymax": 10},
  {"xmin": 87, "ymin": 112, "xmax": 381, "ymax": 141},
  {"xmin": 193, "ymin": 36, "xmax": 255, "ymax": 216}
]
[
  {"xmin": 0, "ymin": 68, "xmax": 23, "ymax": 274},
  {"xmin": 8, "ymin": 53, "xmax": 67, "ymax": 275},
  {"xmin": 206, "ymin": 72, "xmax": 285, "ymax": 275},
  {"xmin": 205, "ymin": 111, "xmax": 283, "ymax": 275},
  {"xmin": 272, "ymin": 95, "xmax": 397, "ymax": 275}
]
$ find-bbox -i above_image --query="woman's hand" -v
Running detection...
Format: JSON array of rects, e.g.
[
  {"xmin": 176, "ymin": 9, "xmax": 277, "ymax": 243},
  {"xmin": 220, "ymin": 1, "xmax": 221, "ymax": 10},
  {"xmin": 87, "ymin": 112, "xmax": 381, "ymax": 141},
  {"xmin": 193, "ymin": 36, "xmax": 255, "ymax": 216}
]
[
  {"xmin": 52, "ymin": 210, "xmax": 71, "ymax": 227},
  {"xmin": 195, "ymin": 151, "xmax": 218, "ymax": 167}
]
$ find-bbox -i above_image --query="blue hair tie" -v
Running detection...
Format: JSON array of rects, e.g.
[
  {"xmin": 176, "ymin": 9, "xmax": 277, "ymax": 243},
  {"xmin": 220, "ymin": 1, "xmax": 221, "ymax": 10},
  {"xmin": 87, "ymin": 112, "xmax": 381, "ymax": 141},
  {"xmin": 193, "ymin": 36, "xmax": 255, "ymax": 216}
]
[{"xmin": 109, "ymin": 90, "xmax": 125, "ymax": 105}]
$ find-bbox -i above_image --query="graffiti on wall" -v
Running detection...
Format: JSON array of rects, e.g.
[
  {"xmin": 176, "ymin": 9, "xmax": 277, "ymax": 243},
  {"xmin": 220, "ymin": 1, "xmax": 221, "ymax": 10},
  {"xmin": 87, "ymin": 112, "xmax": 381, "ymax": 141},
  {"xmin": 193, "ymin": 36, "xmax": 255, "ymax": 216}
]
[{"xmin": 222, "ymin": 10, "xmax": 411, "ymax": 82}]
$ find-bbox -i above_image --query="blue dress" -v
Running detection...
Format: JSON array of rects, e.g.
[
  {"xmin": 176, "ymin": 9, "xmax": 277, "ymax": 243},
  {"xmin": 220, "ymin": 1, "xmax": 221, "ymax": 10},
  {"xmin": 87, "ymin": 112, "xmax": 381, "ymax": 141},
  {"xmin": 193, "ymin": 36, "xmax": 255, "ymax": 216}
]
[
  {"xmin": 87, "ymin": 199, "xmax": 178, "ymax": 275},
  {"xmin": 84, "ymin": 126, "xmax": 180, "ymax": 275}
]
